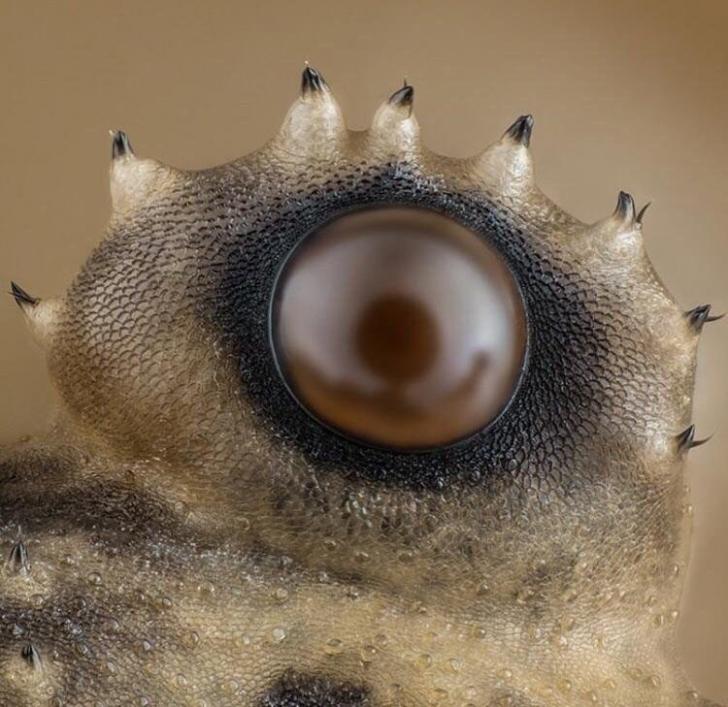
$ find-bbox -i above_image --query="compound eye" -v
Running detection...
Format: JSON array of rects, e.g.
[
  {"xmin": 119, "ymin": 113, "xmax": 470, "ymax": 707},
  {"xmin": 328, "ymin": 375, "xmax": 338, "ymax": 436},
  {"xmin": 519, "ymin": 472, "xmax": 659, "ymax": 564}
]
[{"xmin": 271, "ymin": 207, "xmax": 527, "ymax": 451}]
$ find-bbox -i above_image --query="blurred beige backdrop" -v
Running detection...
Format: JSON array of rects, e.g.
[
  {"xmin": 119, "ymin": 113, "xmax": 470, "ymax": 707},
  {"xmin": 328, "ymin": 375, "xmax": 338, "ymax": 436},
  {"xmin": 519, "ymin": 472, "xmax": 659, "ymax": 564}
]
[{"xmin": 0, "ymin": 0, "xmax": 726, "ymax": 700}]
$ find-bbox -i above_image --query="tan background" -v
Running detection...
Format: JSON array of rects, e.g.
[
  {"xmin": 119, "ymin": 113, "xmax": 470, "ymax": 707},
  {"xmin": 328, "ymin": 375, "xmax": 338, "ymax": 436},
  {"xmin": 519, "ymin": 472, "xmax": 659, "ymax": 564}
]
[{"xmin": 0, "ymin": 0, "xmax": 725, "ymax": 700}]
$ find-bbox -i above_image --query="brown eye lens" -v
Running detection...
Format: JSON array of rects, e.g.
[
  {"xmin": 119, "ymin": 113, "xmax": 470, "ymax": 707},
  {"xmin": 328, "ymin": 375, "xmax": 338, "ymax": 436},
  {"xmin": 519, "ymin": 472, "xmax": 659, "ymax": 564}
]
[{"xmin": 271, "ymin": 208, "xmax": 527, "ymax": 450}]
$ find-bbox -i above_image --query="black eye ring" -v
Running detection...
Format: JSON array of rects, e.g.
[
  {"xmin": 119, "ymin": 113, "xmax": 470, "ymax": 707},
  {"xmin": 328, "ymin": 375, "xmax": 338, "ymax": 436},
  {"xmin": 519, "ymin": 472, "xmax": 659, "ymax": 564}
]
[{"xmin": 269, "ymin": 205, "xmax": 529, "ymax": 453}]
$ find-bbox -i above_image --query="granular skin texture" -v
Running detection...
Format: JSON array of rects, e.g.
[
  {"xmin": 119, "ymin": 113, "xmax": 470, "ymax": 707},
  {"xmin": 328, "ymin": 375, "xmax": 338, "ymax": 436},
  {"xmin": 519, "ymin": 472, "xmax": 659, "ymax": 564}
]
[{"xmin": 0, "ymin": 68, "xmax": 723, "ymax": 706}]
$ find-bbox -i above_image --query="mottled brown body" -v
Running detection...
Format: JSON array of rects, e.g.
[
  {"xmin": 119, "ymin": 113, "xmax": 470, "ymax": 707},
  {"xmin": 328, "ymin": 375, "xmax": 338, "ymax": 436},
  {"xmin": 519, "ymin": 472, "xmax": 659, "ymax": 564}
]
[{"xmin": 0, "ymin": 68, "xmax": 722, "ymax": 706}]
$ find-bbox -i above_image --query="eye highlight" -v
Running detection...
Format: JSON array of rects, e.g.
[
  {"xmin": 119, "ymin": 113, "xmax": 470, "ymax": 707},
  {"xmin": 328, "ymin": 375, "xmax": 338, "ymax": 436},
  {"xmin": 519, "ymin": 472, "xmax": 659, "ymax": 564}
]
[{"xmin": 271, "ymin": 207, "xmax": 528, "ymax": 450}]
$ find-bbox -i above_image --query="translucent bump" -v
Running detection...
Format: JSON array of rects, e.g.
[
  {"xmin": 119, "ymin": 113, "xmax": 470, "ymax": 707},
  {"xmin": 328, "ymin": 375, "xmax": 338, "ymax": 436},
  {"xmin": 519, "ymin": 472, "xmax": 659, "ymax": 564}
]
[
  {"xmin": 670, "ymin": 609, "xmax": 680, "ymax": 622},
  {"xmin": 645, "ymin": 594, "xmax": 657, "ymax": 606},
  {"xmin": 360, "ymin": 644, "xmax": 377, "ymax": 663},
  {"xmin": 176, "ymin": 674, "xmax": 188, "ymax": 687},
  {"xmin": 184, "ymin": 630, "xmax": 200, "ymax": 649},
  {"xmin": 586, "ymin": 690, "xmax": 598, "ymax": 702},
  {"xmin": 648, "ymin": 674, "xmax": 662, "ymax": 688},
  {"xmin": 161, "ymin": 596, "xmax": 173, "ymax": 609},
  {"xmin": 654, "ymin": 613, "xmax": 665, "ymax": 627},
  {"xmin": 476, "ymin": 581, "xmax": 490, "ymax": 596},
  {"xmin": 224, "ymin": 679, "xmax": 240, "ymax": 694},
  {"xmin": 354, "ymin": 550, "xmax": 369, "ymax": 563},
  {"xmin": 238, "ymin": 517, "xmax": 251, "ymax": 532},
  {"xmin": 141, "ymin": 639, "xmax": 154, "ymax": 652},
  {"xmin": 198, "ymin": 581, "xmax": 216, "ymax": 595},
  {"xmin": 498, "ymin": 668, "xmax": 513, "ymax": 680},
  {"xmin": 449, "ymin": 657, "xmax": 464, "ymax": 672},
  {"xmin": 417, "ymin": 653, "xmax": 433, "ymax": 670},
  {"xmin": 271, "ymin": 627, "xmax": 287, "ymax": 643},
  {"xmin": 273, "ymin": 587, "xmax": 289, "ymax": 602},
  {"xmin": 602, "ymin": 679, "xmax": 616, "ymax": 690},
  {"xmin": 374, "ymin": 633, "xmax": 389, "ymax": 648},
  {"xmin": 558, "ymin": 679, "xmax": 573, "ymax": 693},
  {"xmin": 431, "ymin": 687, "xmax": 449, "ymax": 703},
  {"xmin": 324, "ymin": 638, "xmax": 343, "ymax": 656},
  {"xmin": 398, "ymin": 550, "xmax": 414, "ymax": 563}
]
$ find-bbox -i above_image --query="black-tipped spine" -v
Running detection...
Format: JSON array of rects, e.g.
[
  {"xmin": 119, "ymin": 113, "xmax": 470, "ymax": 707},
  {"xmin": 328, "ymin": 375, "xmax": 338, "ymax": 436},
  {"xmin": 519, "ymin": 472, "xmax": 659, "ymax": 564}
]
[
  {"xmin": 7, "ymin": 540, "xmax": 30, "ymax": 574},
  {"xmin": 503, "ymin": 115, "xmax": 534, "ymax": 147},
  {"xmin": 10, "ymin": 282, "xmax": 39, "ymax": 309},
  {"xmin": 388, "ymin": 82, "xmax": 414, "ymax": 110},
  {"xmin": 686, "ymin": 304, "xmax": 724, "ymax": 332},
  {"xmin": 676, "ymin": 424, "xmax": 710, "ymax": 453},
  {"xmin": 21, "ymin": 643, "xmax": 42, "ymax": 670},
  {"xmin": 111, "ymin": 130, "xmax": 133, "ymax": 160},
  {"xmin": 636, "ymin": 202, "xmax": 651, "ymax": 224},
  {"xmin": 614, "ymin": 191, "xmax": 636, "ymax": 222},
  {"xmin": 301, "ymin": 65, "xmax": 327, "ymax": 95}
]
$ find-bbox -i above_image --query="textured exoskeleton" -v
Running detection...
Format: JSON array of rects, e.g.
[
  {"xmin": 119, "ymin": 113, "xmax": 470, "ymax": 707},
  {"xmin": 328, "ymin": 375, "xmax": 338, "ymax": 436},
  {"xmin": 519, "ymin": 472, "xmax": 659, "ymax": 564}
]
[{"xmin": 0, "ymin": 67, "xmax": 723, "ymax": 706}]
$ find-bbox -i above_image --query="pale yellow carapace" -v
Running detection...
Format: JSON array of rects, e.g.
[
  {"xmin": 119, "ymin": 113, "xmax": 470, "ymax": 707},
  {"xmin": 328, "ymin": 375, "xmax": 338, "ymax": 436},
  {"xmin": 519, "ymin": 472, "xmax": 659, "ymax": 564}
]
[{"xmin": 1, "ymin": 66, "xmax": 722, "ymax": 706}]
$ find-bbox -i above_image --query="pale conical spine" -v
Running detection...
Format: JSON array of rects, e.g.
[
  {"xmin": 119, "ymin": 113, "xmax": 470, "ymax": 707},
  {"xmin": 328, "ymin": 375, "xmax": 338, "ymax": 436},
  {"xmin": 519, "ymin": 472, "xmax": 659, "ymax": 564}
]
[
  {"xmin": 581, "ymin": 190, "xmax": 646, "ymax": 259},
  {"xmin": 368, "ymin": 82, "xmax": 420, "ymax": 153},
  {"xmin": 10, "ymin": 282, "xmax": 61, "ymax": 348},
  {"xmin": 472, "ymin": 115, "xmax": 535, "ymax": 200},
  {"xmin": 109, "ymin": 130, "xmax": 179, "ymax": 215},
  {"xmin": 273, "ymin": 66, "xmax": 347, "ymax": 158}
]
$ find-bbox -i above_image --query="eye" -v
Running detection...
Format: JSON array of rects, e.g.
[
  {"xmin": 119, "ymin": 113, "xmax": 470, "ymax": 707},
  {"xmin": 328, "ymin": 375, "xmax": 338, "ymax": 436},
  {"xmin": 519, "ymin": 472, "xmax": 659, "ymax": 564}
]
[{"xmin": 271, "ymin": 207, "xmax": 528, "ymax": 450}]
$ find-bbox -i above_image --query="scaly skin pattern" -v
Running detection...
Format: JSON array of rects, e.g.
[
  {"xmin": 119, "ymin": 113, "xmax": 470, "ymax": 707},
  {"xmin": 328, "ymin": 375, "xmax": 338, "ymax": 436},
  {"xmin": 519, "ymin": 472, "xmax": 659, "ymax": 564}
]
[{"xmin": 0, "ymin": 67, "xmax": 723, "ymax": 706}]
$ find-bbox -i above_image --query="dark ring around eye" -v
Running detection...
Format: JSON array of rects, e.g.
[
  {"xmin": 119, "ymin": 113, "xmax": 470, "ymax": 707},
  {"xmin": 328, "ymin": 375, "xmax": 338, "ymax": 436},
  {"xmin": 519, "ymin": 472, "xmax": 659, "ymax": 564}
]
[{"xmin": 269, "ymin": 206, "xmax": 528, "ymax": 452}]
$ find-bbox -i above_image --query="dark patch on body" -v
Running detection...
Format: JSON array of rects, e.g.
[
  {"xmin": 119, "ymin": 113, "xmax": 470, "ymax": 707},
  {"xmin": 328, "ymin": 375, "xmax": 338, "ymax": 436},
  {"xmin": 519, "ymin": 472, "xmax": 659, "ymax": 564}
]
[{"xmin": 259, "ymin": 671, "xmax": 371, "ymax": 707}]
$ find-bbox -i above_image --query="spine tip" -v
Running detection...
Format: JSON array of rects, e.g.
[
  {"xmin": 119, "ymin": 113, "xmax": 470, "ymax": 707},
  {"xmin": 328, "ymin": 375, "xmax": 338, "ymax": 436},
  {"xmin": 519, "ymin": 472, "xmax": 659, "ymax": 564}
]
[
  {"xmin": 301, "ymin": 65, "xmax": 327, "ymax": 95},
  {"xmin": 110, "ymin": 130, "xmax": 134, "ymax": 160},
  {"xmin": 686, "ymin": 304, "xmax": 724, "ymax": 332},
  {"xmin": 503, "ymin": 114, "xmax": 534, "ymax": 147},
  {"xmin": 388, "ymin": 82, "xmax": 414, "ymax": 110},
  {"xmin": 10, "ymin": 281, "xmax": 39, "ymax": 309},
  {"xmin": 676, "ymin": 424, "xmax": 711, "ymax": 453},
  {"xmin": 614, "ymin": 190, "xmax": 636, "ymax": 223}
]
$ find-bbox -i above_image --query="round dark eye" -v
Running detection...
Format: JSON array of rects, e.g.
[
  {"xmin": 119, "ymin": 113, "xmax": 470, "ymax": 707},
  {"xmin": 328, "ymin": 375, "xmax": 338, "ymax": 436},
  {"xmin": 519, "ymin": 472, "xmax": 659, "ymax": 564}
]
[{"xmin": 271, "ymin": 207, "xmax": 527, "ymax": 450}]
